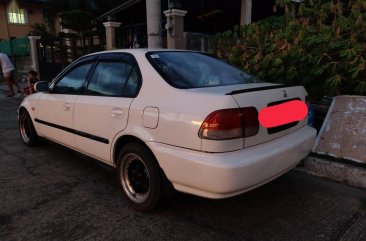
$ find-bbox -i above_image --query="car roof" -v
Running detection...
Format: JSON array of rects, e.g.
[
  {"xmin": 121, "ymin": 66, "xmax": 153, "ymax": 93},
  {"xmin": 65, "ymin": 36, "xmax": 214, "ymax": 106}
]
[{"xmin": 83, "ymin": 48, "xmax": 198, "ymax": 58}]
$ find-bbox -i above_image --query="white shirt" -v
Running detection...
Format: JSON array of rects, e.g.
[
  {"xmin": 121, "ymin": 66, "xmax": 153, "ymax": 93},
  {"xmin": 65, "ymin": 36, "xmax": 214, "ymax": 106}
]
[{"xmin": 0, "ymin": 53, "xmax": 15, "ymax": 74}]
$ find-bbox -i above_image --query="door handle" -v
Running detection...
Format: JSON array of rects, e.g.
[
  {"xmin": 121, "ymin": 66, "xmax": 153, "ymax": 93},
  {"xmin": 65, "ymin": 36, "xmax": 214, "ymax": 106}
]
[
  {"xmin": 63, "ymin": 103, "xmax": 71, "ymax": 111},
  {"xmin": 111, "ymin": 109, "xmax": 123, "ymax": 119}
]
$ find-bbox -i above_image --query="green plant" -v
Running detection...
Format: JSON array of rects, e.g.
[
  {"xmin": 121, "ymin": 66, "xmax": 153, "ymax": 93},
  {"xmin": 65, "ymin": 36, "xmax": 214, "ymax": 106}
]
[
  {"xmin": 213, "ymin": 0, "xmax": 366, "ymax": 100},
  {"xmin": 29, "ymin": 23, "xmax": 55, "ymax": 39},
  {"xmin": 59, "ymin": 10, "xmax": 94, "ymax": 54}
]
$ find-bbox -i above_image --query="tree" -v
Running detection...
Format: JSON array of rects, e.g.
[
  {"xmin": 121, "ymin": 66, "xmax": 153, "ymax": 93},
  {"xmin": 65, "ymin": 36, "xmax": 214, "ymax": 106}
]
[
  {"xmin": 59, "ymin": 10, "xmax": 94, "ymax": 53},
  {"xmin": 29, "ymin": 23, "xmax": 54, "ymax": 39},
  {"xmin": 42, "ymin": 0, "xmax": 110, "ymax": 33}
]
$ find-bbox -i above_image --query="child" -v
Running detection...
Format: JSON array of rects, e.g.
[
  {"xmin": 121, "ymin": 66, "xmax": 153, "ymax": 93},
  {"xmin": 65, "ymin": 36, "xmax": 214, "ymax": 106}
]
[{"xmin": 24, "ymin": 70, "xmax": 39, "ymax": 95}]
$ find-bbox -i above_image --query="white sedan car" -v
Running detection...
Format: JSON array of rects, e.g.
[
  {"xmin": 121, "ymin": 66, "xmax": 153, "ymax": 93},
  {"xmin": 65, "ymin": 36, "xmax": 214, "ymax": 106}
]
[{"xmin": 18, "ymin": 49, "xmax": 316, "ymax": 211}]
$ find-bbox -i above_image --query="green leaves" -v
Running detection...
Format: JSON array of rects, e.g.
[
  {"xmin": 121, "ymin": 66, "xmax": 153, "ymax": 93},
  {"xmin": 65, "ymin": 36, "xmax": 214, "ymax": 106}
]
[
  {"xmin": 213, "ymin": 0, "xmax": 366, "ymax": 99},
  {"xmin": 327, "ymin": 74, "xmax": 343, "ymax": 88},
  {"xmin": 356, "ymin": 81, "xmax": 366, "ymax": 94},
  {"xmin": 29, "ymin": 23, "xmax": 54, "ymax": 39}
]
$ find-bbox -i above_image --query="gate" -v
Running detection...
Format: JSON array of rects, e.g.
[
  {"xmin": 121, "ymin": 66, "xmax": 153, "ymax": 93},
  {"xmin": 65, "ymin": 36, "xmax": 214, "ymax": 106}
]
[
  {"xmin": 184, "ymin": 32, "xmax": 214, "ymax": 53},
  {"xmin": 38, "ymin": 31, "xmax": 105, "ymax": 81},
  {"xmin": 116, "ymin": 23, "xmax": 148, "ymax": 49},
  {"xmin": 37, "ymin": 36, "xmax": 69, "ymax": 81}
]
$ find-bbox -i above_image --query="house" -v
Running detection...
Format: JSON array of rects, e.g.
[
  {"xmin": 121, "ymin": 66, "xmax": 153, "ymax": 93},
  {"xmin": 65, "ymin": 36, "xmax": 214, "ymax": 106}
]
[
  {"xmin": 0, "ymin": 0, "xmax": 46, "ymax": 40},
  {"xmin": 0, "ymin": 0, "xmax": 47, "ymax": 78}
]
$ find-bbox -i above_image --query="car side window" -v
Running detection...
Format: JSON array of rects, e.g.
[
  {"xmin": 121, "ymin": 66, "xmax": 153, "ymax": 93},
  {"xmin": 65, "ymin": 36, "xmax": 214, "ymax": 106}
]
[
  {"xmin": 53, "ymin": 62, "xmax": 93, "ymax": 94},
  {"xmin": 86, "ymin": 60, "xmax": 139, "ymax": 97}
]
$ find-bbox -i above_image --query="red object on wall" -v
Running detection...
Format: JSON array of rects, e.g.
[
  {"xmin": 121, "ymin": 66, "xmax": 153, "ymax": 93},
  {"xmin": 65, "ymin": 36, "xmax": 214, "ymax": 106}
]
[{"xmin": 258, "ymin": 100, "xmax": 308, "ymax": 128}]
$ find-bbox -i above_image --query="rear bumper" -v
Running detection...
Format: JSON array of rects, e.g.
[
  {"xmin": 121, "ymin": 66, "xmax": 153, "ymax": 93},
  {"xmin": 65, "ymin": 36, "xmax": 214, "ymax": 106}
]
[{"xmin": 148, "ymin": 125, "xmax": 317, "ymax": 199}]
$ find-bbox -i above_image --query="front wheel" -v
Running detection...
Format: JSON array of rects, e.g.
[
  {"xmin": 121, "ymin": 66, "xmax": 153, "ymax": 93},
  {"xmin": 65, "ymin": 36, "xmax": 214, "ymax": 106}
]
[
  {"xmin": 116, "ymin": 143, "xmax": 162, "ymax": 212},
  {"xmin": 18, "ymin": 109, "xmax": 38, "ymax": 146}
]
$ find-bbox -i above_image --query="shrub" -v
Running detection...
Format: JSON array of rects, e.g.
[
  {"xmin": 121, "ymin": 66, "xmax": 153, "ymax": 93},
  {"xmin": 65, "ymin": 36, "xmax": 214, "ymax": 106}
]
[{"xmin": 213, "ymin": 0, "xmax": 366, "ymax": 100}]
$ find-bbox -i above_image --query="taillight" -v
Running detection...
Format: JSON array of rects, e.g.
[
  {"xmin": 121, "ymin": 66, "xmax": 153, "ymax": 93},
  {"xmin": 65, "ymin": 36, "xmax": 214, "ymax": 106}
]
[
  {"xmin": 199, "ymin": 107, "xmax": 259, "ymax": 140},
  {"xmin": 242, "ymin": 107, "xmax": 260, "ymax": 137}
]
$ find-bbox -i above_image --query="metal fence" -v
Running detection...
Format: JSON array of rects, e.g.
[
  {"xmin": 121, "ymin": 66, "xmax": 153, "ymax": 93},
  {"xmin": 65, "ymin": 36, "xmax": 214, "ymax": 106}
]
[
  {"xmin": 0, "ymin": 37, "xmax": 30, "ymax": 56},
  {"xmin": 37, "ymin": 32, "xmax": 105, "ymax": 81},
  {"xmin": 184, "ymin": 32, "xmax": 214, "ymax": 53},
  {"xmin": 0, "ymin": 37, "xmax": 32, "ymax": 82}
]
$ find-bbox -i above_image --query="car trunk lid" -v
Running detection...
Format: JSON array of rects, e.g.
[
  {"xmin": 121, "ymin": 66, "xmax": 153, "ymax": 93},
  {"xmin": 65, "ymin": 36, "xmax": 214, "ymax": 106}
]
[{"xmin": 227, "ymin": 84, "xmax": 308, "ymax": 148}]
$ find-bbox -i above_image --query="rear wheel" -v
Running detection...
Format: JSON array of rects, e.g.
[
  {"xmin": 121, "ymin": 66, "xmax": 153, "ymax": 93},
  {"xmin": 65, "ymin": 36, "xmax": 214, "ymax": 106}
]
[
  {"xmin": 116, "ymin": 143, "xmax": 162, "ymax": 212},
  {"xmin": 18, "ymin": 110, "xmax": 38, "ymax": 146}
]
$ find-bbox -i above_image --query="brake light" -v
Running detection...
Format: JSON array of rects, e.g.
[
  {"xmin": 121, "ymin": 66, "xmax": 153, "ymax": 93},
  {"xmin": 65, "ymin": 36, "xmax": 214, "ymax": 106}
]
[{"xmin": 199, "ymin": 107, "xmax": 259, "ymax": 140}]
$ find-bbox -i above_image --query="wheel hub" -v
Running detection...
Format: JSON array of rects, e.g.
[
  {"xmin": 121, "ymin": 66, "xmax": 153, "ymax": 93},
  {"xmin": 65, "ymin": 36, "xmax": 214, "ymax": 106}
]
[
  {"xmin": 121, "ymin": 153, "xmax": 151, "ymax": 203},
  {"xmin": 127, "ymin": 159, "xmax": 149, "ymax": 194}
]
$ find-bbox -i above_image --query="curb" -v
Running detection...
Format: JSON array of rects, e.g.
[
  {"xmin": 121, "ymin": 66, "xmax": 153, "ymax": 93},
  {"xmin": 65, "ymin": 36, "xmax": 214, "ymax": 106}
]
[{"xmin": 297, "ymin": 155, "xmax": 366, "ymax": 189}]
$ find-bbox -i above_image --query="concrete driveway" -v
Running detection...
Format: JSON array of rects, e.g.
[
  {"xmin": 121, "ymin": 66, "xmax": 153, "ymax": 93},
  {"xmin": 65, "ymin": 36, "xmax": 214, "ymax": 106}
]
[{"xmin": 1, "ymin": 92, "xmax": 366, "ymax": 241}]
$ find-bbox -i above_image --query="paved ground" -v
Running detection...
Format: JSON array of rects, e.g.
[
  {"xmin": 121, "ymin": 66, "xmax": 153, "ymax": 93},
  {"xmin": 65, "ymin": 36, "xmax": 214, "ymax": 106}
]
[
  {"xmin": 0, "ymin": 79, "xmax": 27, "ymax": 97},
  {"xmin": 1, "ymin": 90, "xmax": 366, "ymax": 241}
]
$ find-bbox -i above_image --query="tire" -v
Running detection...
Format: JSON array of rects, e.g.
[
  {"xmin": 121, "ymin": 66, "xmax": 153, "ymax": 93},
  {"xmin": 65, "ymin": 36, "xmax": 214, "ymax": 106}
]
[
  {"xmin": 116, "ymin": 143, "xmax": 162, "ymax": 212},
  {"xmin": 18, "ymin": 109, "xmax": 38, "ymax": 146}
]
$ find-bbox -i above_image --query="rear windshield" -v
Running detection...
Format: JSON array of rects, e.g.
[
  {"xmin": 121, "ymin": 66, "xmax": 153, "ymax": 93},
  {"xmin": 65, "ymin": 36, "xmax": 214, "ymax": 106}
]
[{"xmin": 146, "ymin": 51, "xmax": 262, "ymax": 89}]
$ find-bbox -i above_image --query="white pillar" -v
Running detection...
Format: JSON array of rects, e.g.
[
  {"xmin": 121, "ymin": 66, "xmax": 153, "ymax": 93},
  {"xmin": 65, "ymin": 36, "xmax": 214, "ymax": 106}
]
[
  {"xmin": 163, "ymin": 9, "xmax": 187, "ymax": 49},
  {"xmin": 146, "ymin": 0, "xmax": 162, "ymax": 48},
  {"xmin": 240, "ymin": 0, "xmax": 252, "ymax": 25},
  {"xmin": 28, "ymin": 36, "xmax": 41, "ymax": 77},
  {"xmin": 103, "ymin": 21, "xmax": 122, "ymax": 50}
]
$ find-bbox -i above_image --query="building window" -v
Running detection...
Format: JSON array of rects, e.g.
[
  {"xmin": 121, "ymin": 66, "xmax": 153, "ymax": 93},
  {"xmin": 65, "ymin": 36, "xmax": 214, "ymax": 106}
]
[{"xmin": 7, "ymin": 7, "xmax": 27, "ymax": 24}]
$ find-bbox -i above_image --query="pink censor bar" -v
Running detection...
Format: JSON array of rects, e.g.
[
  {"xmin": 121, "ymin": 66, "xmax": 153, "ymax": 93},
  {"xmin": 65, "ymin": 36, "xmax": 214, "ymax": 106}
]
[{"xmin": 258, "ymin": 100, "xmax": 308, "ymax": 128}]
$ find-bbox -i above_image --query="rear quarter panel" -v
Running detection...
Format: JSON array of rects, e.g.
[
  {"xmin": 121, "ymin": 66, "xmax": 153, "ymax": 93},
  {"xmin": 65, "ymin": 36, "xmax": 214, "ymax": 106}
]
[{"xmin": 113, "ymin": 52, "xmax": 241, "ymax": 152}]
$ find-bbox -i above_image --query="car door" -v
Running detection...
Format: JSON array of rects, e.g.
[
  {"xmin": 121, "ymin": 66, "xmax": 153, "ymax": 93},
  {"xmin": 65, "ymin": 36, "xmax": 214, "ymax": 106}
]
[
  {"xmin": 36, "ymin": 58, "xmax": 95, "ymax": 147},
  {"xmin": 73, "ymin": 53, "xmax": 141, "ymax": 164}
]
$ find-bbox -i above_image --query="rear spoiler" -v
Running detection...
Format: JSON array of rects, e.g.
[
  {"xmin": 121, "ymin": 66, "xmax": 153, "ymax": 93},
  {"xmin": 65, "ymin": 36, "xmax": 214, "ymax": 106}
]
[{"xmin": 226, "ymin": 85, "xmax": 296, "ymax": 95}]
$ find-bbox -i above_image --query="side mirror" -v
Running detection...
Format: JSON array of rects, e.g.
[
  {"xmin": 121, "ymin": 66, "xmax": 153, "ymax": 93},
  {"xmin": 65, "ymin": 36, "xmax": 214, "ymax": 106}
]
[{"xmin": 34, "ymin": 81, "xmax": 50, "ymax": 92}]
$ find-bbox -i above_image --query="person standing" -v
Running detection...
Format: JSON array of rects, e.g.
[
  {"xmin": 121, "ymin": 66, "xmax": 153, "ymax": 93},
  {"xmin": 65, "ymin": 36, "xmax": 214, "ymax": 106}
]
[{"xmin": 0, "ymin": 52, "xmax": 21, "ymax": 97}]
